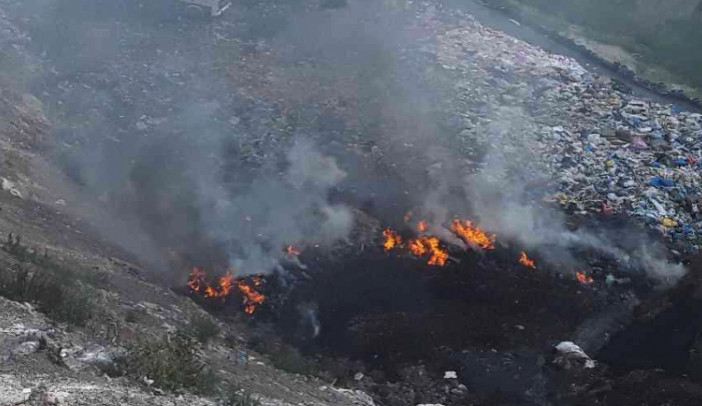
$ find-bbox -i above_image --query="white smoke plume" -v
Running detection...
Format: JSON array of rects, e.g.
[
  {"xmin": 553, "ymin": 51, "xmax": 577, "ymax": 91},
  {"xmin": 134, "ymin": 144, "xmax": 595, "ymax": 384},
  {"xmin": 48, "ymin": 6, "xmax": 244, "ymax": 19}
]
[
  {"xmin": 204, "ymin": 139, "xmax": 353, "ymax": 275},
  {"xmin": 424, "ymin": 106, "xmax": 686, "ymax": 285}
]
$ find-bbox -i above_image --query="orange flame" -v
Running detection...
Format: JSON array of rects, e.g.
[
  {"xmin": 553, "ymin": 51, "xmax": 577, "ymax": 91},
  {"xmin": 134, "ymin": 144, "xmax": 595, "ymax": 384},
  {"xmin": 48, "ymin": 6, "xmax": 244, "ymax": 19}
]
[
  {"xmin": 187, "ymin": 268, "xmax": 266, "ymax": 314},
  {"xmin": 451, "ymin": 220, "xmax": 496, "ymax": 250},
  {"xmin": 286, "ymin": 245, "xmax": 301, "ymax": 256},
  {"xmin": 383, "ymin": 229, "xmax": 403, "ymax": 252},
  {"xmin": 235, "ymin": 279, "xmax": 266, "ymax": 314},
  {"xmin": 188, "ymin": 267, "xmax": 207, "ymax": 293},
  {"xmin": 418, "ymin": 221, "xmax": 429, "ymax": 233},
  {"xmin": 519, "ymin": 252, "xmax": 536, "ymax": 269},
  {"xmin": 409, "ymin": 237, "xmax": 449, "ymax": 266},
  {"xmin": 576, "ymin": 272, "xmax": 594, "ymax": 284}
]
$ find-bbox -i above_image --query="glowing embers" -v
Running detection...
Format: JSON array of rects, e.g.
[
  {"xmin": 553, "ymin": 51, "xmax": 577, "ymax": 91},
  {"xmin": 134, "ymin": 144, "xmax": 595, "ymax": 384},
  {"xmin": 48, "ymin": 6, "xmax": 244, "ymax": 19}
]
[
  {"xmin": 576, "ymin": 272, "xmax": 594, "ymax": 285},
  {"xmin": 519, "ymin": 252, "xmax": 536, "ymax": 269},
  {"xmin": 187, "ymin": 268, "xmax": 266, "ymax": 315},
  {"xmin": 451, "ymin": 220, "xmax": 496, "ymax": 250},
  {"xmin": 286, "ymin": 245, "xmax": 301, "ymax": 256}
]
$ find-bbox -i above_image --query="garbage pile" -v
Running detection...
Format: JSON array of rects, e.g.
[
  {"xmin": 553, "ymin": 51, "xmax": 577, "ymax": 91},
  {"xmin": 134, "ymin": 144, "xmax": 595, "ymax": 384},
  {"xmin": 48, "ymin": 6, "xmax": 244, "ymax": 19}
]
[{"xmin": 436, "ymin": 12, "xmax": 702, "ymax": 252}]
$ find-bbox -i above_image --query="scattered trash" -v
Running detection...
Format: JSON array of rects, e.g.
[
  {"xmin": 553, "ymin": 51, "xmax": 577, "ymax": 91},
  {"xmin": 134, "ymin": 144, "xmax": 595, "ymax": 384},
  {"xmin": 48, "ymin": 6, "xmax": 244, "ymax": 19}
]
[
  {"xmin": 649, "ymin": 177, "xmax": 675, "ymax": 188},
  {"xmin": 443, "ymin": 371, "xmax": 458, "ymax": 379},
  {"xmin": 439, "ymin": 22, "xmax": 702, "ymax": 253},
  {"xmin": 1, "ymin": 177, "xmax": 22, "ymax": 198},
  {"xmin": 553, "ymin": 341, "xmax": 596, "ymax": 369}
]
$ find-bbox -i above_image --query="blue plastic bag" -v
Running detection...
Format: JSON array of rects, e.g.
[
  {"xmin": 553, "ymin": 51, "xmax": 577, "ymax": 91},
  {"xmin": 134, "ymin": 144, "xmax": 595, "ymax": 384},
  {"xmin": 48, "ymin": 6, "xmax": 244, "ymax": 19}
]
[{"xmin": 649, "ymin": 177, "xmax": 675, "ymax": 188}]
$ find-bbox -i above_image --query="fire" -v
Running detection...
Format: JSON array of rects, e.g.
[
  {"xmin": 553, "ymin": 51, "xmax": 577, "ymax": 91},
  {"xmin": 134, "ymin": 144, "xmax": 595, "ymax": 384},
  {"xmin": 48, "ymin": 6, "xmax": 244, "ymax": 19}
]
[
  {"xmin": 576, "ymin": 272, "xmax": 594, "ymax": 284},
  {"xmin": 384, "ymin": 227, "xmax": 448, "ymax": 267},
  {"xmin": 519, "ymin": 252, "xmax": 536, "ymax": 269},
  {"xmin": 188, "ymin": 267, "xmax": 207, "ymax": 292},
  {"xmin": 235, "ymin": 279, "xmax": 266, "ymax": 314},
  {"xmin": 418, "ymin": 221, "xmax": 429, "ymax": 233},
  {"xmin": 383, "ymin": 229, "xmax": 403, "ymax": 252},
  {"xmin": 409, "ymin": 237, "xmax": 449, "ymax": 266},
  {"xmin": 187, "ymin": 268, "xmax": 266, "ymax": 315},
  {"xmin": 451, "ymin": 220, "xmax": 496, "ymax": 250},
  {"xmin": 286, "ymin": 245, "xmax": 301, "ymax": 256}
]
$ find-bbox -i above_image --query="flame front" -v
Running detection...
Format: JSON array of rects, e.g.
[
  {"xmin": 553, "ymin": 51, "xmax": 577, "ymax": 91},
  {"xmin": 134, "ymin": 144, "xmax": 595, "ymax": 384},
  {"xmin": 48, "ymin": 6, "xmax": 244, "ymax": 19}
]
[
  {"xmin": 451, "ymin": 220, "xmax": 496, "ymax": 250},
  {"xmin": 418, "ymin": 221, "xmax": 429, "ymax": 233},
  {"xmin": 235, "ymin": 279, "xmax": 266, "ymax": 314},
  {"xmin": 384, "ymin": 228, "xmax": 448, "ymax": 267},
  {"xmin": 187, "ymin": 268, "xmax": 266, "ymax": 315},
  {"xmin": 188, "ymin": 267, "xmax": 207, "ymax": 293},
  {"xmin": 519, "ymin": 252, "xmax": 536, "ymax": 269},
  {"xmin": 576, "ymin": 272, "xmax": 594, "ymax": 284},
  {"xmin": 383, "ymin": 229, "xmax": 403, "ymax": 252}
]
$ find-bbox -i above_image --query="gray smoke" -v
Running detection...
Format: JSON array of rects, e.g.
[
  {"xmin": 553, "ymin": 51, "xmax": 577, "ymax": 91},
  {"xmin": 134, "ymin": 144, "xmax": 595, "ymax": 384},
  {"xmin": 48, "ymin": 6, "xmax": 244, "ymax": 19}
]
[
  {"xmin": 423, "ymin": 106, "xmax": 686, "ymax": 285},
  {"xmin": 203, "ymin": 139, "xmax": 353, "ymax": 275}
]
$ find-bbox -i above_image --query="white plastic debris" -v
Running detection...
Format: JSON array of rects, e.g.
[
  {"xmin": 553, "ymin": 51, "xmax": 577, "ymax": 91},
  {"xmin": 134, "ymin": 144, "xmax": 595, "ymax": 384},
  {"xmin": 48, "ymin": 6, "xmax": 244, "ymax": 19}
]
[
  {"xmin": 443, "ymin": 371, "xmax": 458, "ymax": 379},
  {"xmin": 1, "ymin": 177, "xmax": 22, "ymax": 198},
  {"xmin": 11, "ymin": 340, "xmax": 40, "ymax": 357},
  {"xmin": 554, "ymin": 341, "xmax": 596, "ymax": 369}
]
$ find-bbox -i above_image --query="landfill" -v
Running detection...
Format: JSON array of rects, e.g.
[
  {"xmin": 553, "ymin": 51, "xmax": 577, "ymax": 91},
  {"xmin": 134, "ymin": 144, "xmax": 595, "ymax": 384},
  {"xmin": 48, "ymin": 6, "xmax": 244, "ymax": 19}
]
[{"xmin": 436, "ymin": 12, "xmax": 702, "ymax": 252}]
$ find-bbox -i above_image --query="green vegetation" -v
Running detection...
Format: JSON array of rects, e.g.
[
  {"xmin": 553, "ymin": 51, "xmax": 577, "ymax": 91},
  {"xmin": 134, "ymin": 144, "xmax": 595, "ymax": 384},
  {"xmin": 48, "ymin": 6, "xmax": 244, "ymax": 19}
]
[
  {"xmin": 485, "ymin": 0, "xmax": 702, "ymax": 97},
  {"xmin": 189, "ymin": 316, "xmax": 221, "ymax": 345},
  {"xmin": 0, "ymin": 234, "xmax": 95, "ymax": 326},
  {"xmin": 116, "ymin": 331, "xmax": 217, "ymax": 394}
]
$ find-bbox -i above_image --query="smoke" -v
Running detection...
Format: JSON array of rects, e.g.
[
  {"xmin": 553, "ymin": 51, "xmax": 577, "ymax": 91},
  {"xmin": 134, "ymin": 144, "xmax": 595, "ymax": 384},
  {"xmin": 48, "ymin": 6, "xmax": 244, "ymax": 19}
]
[
  {"xmin": 428, "ymin": 106, "xmax": 687, "ymax": 285},
  {"xmin": 9, "ymin": 0, "xmax": 684, "ymax": 286},
  {"xmin": 204, "ymin": 139, "xmax": 353, "ymax": 275}
]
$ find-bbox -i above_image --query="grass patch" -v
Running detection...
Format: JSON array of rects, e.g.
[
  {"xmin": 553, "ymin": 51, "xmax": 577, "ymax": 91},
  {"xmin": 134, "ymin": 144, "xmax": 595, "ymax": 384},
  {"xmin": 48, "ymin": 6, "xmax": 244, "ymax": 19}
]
[
  {"xmin": 0, "ymin": 233, "xmax": 99, "ymax": 326},
  {"xmin": 0, "ymin": 266, "xmax": 94, "ymax": 326},
  {"xmin": 485, "ymin": 0, "xmax": 702, "ymax": 96},
  {"xmin": 189, "ymin": 316, "xmax": 221, "ymax": 345},
  {"xmin": 117, "ymin": 330, "xmax": 217, "ymax": 394},
  {"xmin": 3, "ymin": 233, "xmax": 111, "ymax": 288}
]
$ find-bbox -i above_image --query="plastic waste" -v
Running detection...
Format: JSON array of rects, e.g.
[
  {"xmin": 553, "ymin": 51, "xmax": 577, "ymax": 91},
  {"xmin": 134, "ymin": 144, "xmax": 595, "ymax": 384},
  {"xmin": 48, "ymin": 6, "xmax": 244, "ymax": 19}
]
[{"xmin": 649, "ymin": 177, "xmax": 675, "ymax": 188}]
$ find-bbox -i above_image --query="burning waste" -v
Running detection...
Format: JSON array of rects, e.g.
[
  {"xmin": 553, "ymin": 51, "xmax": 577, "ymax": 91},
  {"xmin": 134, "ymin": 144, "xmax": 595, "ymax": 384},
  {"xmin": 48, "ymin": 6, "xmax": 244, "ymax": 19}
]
[
  {"xmin": 381, "ymin": 218, "xmax": 495, "ymax": 266},
  {"xmin": 451, "ymin": 220, "xmax": 497, "ymax": 250},
  {"xmin": 519, "ymin": 252, "xmax": 536, "ymax": 269},
  {"xmin": 383, "ymin": 226, "xmax": 449, "ymax": 267},
  {"xmin": 381, "ymin": 218, "xmax": 545, "ymax": 275},
  {"xmin": 188, "ymin": 268, "xmax": 266, "ymax": 315},
  {"xmin": 576, "ymin": 272, "xmax": 594, "ymax": 285}
]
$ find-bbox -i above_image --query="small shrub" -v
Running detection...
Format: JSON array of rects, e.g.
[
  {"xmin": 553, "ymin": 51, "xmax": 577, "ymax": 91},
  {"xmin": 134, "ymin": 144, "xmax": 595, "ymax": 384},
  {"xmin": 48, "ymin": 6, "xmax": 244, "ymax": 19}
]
[
  {"xmin": 223, "ymin": 389, "xmax": 262, "ymax": 406},
  {"xmin": 190, "ymin": 316, "xmax": 221, "ymax": 345},
  {"xmin": 119, "ymin": 331, "xmax": 217, "ymax": 394},
  {"xmin": 0, "ymin": 266, "xmax": 93, "ymax": 326},
  {"xmin": 267, "ymin": 344, "xmax": 317, "ymax": 376}
]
